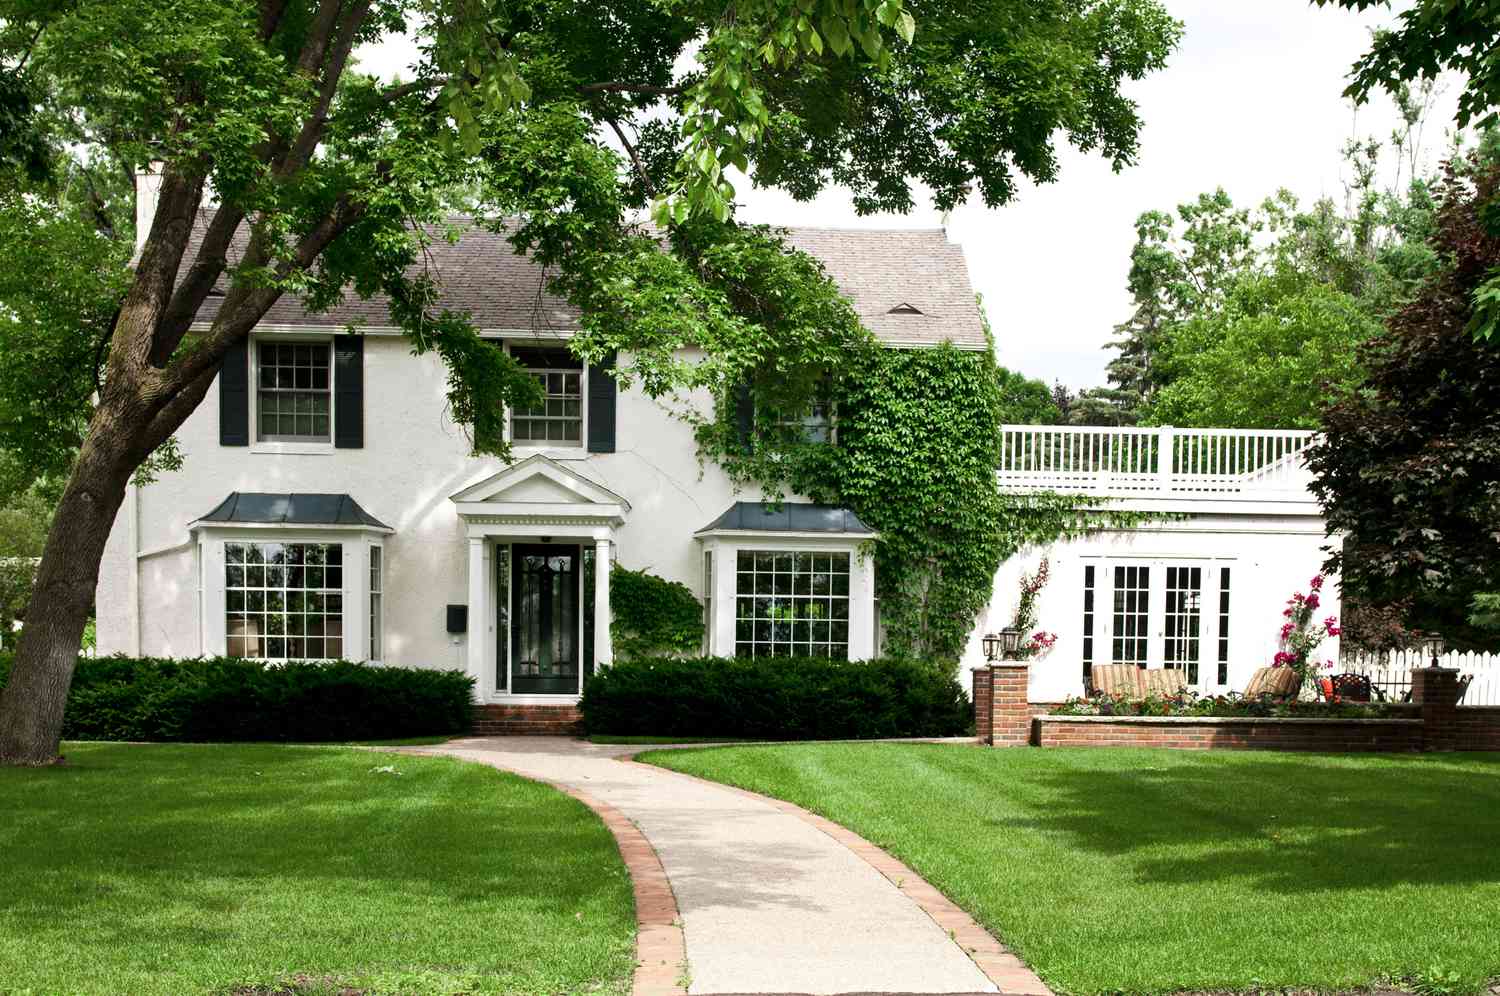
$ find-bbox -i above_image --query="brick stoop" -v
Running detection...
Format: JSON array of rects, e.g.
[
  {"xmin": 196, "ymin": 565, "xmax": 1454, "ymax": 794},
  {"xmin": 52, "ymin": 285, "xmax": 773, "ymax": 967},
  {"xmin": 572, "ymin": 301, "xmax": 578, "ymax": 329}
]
[{"xmin": 472, "ymin": 703, "xmax": 584, "ymax": 736}]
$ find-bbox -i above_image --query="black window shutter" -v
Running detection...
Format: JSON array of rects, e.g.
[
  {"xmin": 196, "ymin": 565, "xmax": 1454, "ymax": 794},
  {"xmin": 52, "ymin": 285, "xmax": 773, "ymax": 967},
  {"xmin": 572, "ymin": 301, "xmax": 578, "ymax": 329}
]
[
  {"xmin": 218, "ymin": 338, "xmax": 249, "ymax": 446},
  {"xmin": 334, "ymin": 335, "xmax": 364, "ymax": 449},
  {"xmin": 734, "ymin": 379, "xmax": 755, "ymax": 450},
  {"xmin": 586, "ymin": 351, "xmax": 617, "ymax": 453}
]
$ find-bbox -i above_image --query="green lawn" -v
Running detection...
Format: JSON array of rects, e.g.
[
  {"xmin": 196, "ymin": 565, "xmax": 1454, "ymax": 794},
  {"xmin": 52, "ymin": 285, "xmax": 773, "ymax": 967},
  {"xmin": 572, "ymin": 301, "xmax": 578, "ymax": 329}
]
[
  {"xmin": 645, "ymin": 743, "xmax": 1500, "ymax": 995},
  {"xmin": 0, "ymin": 743, "xmax": 634, "ymax": 995}
]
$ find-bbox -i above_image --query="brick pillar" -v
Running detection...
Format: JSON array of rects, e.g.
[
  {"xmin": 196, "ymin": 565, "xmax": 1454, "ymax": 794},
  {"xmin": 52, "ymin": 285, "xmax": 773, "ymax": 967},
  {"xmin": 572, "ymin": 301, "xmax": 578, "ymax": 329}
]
[
  {"xmin": 972, "ymin": 667, "xmax": 994, "ymax": 745},
  {"xmin": 990, "ymin": 662, "xmax": 1033, "ymax": 747},
  {"xmin": 1414, "ymin": 667, "xmax": 1462, "ymax": 752}
]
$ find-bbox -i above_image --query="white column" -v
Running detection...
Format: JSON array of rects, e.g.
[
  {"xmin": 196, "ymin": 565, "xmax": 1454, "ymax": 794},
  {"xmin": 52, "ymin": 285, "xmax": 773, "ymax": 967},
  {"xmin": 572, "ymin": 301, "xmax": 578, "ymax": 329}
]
[
  {"xmin": 344, "ymin": 540, "xmax": 370, "ymax": 663},
  {"xmin": 713, "ymin": 542, "xmax": 737, "ymax": 656},
  {"xmin": 466, "ymin": 537, "xmax": 489, "ymax": 699},
  {"xmin": 594, "ymin": 537, "xmax": 612, "ymax": 669},
  {"xmin": 848, "ymin": 547, "xmax": 877, "ymax": 661}
]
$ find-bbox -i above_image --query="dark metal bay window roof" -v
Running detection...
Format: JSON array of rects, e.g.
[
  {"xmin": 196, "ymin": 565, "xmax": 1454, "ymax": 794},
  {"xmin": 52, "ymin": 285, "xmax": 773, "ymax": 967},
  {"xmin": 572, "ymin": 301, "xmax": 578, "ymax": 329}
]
[
  {"xmin": 696, "ymin": 501, "xmax": 875, "ymax": 536},
  {"xmin": 195, "ymin": 492, "xmax": 392, "ymax": 531}
]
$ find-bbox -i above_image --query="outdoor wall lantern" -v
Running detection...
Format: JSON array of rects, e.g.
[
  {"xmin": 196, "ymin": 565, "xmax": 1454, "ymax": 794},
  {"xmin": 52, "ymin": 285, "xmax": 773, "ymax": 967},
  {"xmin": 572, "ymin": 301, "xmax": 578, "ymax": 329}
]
[
  {"xmin": 983, "ymin": 627, "xmax": 1026, "ymax": 661},
  {"xmin": 1423, "ymin": 633, "xmax": 1446, "ymax": 669}
]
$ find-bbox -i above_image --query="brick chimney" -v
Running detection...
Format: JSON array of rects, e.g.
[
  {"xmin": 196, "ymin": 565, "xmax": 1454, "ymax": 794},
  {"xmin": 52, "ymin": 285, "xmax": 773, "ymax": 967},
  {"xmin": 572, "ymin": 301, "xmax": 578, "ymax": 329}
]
[{"xmin": 134, "ymin": 164, "xmax": 163, "ymax": 256}]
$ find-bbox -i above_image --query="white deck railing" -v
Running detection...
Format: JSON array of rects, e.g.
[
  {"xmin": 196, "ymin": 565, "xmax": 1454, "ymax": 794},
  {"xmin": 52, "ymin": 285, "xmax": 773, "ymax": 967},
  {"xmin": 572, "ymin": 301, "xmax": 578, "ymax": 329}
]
[{"xmin": 997, "ymin": 425, "xmax": 1318, "ymax": 502}]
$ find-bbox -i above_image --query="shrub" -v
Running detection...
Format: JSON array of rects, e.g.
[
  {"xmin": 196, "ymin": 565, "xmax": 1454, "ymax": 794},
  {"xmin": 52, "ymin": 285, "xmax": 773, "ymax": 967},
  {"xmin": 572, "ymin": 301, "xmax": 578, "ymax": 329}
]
[
  {"xmin": 579, "ymin": 655, "xmax": 972, "ymax": 739},
  {"xmin": 609, "ymin": 564, "xmax": 703, "ymax": 657},
  {"xmin": 0, "ymin": 654, "xmax": 474, "ymax": 742}
]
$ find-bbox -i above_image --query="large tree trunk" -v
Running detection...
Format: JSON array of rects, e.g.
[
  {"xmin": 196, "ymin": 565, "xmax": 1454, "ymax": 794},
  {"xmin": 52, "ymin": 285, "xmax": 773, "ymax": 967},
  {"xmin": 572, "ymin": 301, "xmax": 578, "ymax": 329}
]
[{"xmin": 0, "ymin": 406, "xmax": 144, "ymax": 765}]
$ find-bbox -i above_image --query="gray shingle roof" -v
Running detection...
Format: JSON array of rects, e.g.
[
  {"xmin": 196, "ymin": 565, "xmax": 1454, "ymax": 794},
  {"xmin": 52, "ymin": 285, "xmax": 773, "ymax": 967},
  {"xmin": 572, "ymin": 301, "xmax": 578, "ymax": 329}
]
[
  {"xmin": 195, "ymin": 492, "xmax": 392, "ymax": 530},
  {"xmin": 696, "ymin": 501, "xmax": 876, "ymax": 535},
  {"xmin": 190, "ymin": 217, "xmax": 987, "ymax": 350}
]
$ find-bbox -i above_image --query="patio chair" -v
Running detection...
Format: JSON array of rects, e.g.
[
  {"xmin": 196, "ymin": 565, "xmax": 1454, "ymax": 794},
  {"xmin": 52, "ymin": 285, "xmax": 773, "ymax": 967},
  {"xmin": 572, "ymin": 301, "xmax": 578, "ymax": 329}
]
[
  {"xmin": 1243, "ymin": 666, "xmax": 1301, "ymax": 701},
  {"xmin": 1088, "ymin": 664, "xmax": 1140, "ymax": 698},
  {"xmin": 1087, "ymin": 664, "xmax": 1189, "ymax": 699},
  {"xmin": 1327, "ymin": 672, "xmax": 1374, "ymax": 702},
  {"xmin": 1142, "ymin": 668, "xmax": 1188, "ymax": 698}
]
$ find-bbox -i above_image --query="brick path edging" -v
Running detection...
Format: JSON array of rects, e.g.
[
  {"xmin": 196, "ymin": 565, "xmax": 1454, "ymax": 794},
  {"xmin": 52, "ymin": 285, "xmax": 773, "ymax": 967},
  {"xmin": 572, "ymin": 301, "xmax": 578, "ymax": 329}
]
[
  {"xmin": 624, "ymin": 755, "xmax": 1053, "ymax": 996},
  {"xmin": 395, "ymin": 748, "xmax": 687, "ymax": 996}
]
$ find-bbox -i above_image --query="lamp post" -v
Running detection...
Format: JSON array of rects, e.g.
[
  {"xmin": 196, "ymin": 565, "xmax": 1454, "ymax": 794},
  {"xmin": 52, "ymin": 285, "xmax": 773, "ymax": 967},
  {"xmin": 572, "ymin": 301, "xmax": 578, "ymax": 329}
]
[{"xmin": 984, "ymin": 627, "xmax": 1026, "ymax": 662}]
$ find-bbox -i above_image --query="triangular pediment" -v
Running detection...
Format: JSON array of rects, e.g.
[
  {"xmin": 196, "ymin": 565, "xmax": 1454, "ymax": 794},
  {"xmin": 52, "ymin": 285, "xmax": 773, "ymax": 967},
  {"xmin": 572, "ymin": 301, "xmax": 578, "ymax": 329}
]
[{"xmin": 450, "ymin": 454, "xmax": 630, "ymax": 510}]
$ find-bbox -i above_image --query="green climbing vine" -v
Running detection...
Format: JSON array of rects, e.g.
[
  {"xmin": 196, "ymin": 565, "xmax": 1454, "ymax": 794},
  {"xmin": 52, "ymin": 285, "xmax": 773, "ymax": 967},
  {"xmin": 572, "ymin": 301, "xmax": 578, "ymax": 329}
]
[
  {"xmin": 609, "ymin": 564, "xmax": 704, "ymax": 658},
  {"xmin": 694, "ymin": 336, "xmax": 1149, "ymax": 665}
]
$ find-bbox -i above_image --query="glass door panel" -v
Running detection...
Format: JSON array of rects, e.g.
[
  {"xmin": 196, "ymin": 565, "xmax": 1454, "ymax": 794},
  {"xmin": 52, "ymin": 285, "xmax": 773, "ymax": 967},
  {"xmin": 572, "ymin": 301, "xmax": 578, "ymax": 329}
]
[
  {"xmin": 511, "ymin": 544, "xmax": 580, "ymax": 694},
  {"xmin": 1110, "ymin": 564, "xmax": 1150, "ymax": 666},
  {"xmin": 1163, "ymin": 565, "xmax": 1204, "ymax": 685}
]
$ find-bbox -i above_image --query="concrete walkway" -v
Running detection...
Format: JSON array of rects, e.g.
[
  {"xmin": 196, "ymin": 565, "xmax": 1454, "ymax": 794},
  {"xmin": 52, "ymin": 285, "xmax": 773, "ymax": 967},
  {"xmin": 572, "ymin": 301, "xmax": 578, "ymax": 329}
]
[{"xmin": 419, "ymin": 736, "xmax": 1035, "ymax": 996}]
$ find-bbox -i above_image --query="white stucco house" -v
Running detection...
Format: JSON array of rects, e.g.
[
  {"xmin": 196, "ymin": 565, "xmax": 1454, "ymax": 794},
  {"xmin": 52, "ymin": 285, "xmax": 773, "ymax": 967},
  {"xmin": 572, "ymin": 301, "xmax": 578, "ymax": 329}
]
[
  {"xmin": 96, "ymin": 193, "xmax": 993, "ymax": 723},
  {"xmin": 97, "ymin": 187, "xmax": 1341, "ymax": 725}
]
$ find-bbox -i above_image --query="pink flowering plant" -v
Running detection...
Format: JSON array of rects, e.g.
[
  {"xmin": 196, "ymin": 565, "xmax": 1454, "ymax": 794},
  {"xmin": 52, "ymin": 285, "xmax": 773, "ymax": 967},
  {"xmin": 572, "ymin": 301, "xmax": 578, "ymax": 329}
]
[
  {"xmin": 1008, "ymin": 559, "xmax": 1057, "ymax": 661},
  {"xmin": 1271, "ymin": 574, "xmax": 1342, "ymax": 688}
]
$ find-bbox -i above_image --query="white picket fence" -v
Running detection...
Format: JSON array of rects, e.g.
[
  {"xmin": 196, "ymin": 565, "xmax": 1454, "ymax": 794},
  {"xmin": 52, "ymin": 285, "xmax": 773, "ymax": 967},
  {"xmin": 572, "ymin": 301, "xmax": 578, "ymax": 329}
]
[{"xmin": 1340, "ymin": 649, "xmax": 1500, "ymax": 705}]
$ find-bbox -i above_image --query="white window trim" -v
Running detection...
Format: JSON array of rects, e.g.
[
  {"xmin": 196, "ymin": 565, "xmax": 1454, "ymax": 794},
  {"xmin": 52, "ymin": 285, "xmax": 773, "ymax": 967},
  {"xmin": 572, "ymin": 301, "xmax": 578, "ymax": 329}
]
[
  {"xmin": 1079, "ymin": 555, "xmax": 1236, "ymax": 693},
  {"xmin": 368, "ymin": 540, "xmax": 385, "ymax": 664},
  {"xmin": 696, "ymin": 534, "xmax": 876, "ymax": 661},
  {"xmin": 504, "ymin": 341, "xmax": 587, "ymax": 454},
  {"xmin": 195, "ymin": 526, "xmax": 384, "ymax": 663},
  {"xmin": 249, "ymin": 333, "xmax": 337, "ymax": 453}
]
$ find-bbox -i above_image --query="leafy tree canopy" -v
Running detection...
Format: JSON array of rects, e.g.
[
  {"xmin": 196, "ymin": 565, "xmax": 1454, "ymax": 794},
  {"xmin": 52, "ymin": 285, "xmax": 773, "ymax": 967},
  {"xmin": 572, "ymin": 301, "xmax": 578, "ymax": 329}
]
[
  {"xmin": 1100, "ymin": 114, "xmax": 1449, "ymax": 430},
  {"xmin": 1306, "ymin": 155, "xmax": 1500, "ymax": 645},
  {"xmin": 0, "ymin": 0, "xmax": 1183, "ymax": 763}
]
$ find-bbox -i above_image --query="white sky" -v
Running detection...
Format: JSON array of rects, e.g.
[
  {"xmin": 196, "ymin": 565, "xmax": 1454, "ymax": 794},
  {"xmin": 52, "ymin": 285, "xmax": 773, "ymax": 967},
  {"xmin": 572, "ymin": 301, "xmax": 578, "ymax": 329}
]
[{"xmin": 359, "ymin": 1, "xmax": 1463, "ymax": 389}]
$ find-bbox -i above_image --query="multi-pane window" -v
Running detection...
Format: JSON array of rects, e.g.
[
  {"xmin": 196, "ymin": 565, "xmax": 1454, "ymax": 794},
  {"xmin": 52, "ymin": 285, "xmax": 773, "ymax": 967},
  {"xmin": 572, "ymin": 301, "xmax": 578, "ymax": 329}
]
[
  {"xmin": 226, "ymin": 542, "xmax": 343, "ymax": 659},
  {"xmin": 511, "ymin": 346, "xmax": 583, "ymax": 445},
  {"xmin": 777, "ymin": 400, "xmax": 834, "ymax": 443},
  {"xmin": 1217, "ymin": 568, "xmax": 1232, "ymax": 686},
  {"xmin": 1164, "ymin": 565, "xmax": 1203, "ymax": 683},
  {"xmin": 1081, "ymin": 564, "xmax": 1096, "ymax": 686},
  {"xmin": 368, "ymin": 546, "xmax": 383, "ymax": 661},
  {"xmin": 1111, "ymin": 564, "xmax": 1150, "ymax": 666},
  {"xmin": 735, "ymin": 551, "xmax": 850, "ymax": 659},
  {"xmin": 258, "ymin": 342, "xmax": 332, "ymax": 441}
]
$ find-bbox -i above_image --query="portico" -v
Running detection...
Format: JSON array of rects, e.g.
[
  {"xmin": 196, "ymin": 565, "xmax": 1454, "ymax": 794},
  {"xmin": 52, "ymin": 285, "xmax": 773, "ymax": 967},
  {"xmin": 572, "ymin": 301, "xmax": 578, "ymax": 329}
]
[{"xmin": 450, "ymin": 455, "xmax": 629, "ymax": 704}]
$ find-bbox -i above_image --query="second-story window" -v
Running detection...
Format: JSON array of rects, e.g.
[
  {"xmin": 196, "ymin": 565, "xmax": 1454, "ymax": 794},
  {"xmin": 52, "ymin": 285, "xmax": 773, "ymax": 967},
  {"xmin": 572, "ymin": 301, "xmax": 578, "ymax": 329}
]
[
  {"xmin": 258, "ymin": 341, "xmax": 332, "ymax": 443},
  {"xmin": 511, "ymin": 346, "xmax": 583, "ymax": 446}
]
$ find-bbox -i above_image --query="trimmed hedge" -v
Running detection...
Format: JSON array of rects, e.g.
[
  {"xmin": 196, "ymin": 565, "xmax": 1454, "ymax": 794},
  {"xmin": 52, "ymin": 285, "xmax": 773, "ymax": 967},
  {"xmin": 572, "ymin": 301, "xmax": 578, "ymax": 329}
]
[
  {"xmin": 579, "ymin": 656, "xmax": 972, "ymax": 739},
  {"xmin": 0, "ymin": 654, "xmax": 474, "ymax": 742}
]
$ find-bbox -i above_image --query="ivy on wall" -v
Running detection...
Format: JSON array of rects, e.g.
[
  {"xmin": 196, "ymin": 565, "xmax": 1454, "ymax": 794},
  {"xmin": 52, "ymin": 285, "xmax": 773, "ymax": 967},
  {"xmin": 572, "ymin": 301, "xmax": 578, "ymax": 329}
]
[
  {"xmin": 609, "ymin": 563, "xmax": 704, "ymax": 659},
  {"xmin": 694, "ymin": 337, "xmax": 1146, "ymax": 665}
]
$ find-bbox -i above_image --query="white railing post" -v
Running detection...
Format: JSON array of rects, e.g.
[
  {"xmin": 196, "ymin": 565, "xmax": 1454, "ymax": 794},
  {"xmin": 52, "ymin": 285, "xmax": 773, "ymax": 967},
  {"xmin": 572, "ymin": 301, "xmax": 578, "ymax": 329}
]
[{"xmin": 1157, "ymin": 425, "xmax": 1176, "ymax": 493}]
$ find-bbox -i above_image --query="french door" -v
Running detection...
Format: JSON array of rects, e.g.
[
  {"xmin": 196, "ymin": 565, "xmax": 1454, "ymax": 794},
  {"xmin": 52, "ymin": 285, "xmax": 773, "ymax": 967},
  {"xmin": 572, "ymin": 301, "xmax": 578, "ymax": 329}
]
[
  {"xmin": 1083, "ymin": 559, "xmax": 1233, "ymax": 693},
  {"xmin": 510, "ymin": 544, "xmax": 581, "ymax": 694}
]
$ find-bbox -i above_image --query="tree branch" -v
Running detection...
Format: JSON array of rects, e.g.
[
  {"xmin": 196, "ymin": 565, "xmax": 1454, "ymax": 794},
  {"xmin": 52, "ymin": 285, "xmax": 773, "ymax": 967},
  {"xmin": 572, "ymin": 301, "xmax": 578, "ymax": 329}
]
[
  {"xmin": 577, "ymin": 81, "xmax": 684, "ymax": 98},
  {"xmin": 151, "ymin": 201, "xmax": 246, "ymax": 364},
  {"xmin": 605, "ymin": 115, "xmax": 656, "ymax": 196},
  {"xmin": 277, "ymin": 0, "xmax": 371, "ymax": 178}
]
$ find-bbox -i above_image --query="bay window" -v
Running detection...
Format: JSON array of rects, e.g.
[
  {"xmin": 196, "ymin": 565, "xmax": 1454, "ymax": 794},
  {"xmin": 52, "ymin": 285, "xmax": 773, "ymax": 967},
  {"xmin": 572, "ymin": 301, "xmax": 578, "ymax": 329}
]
[{"xmin": 225, "ymin": 542, "xmax": 343, "ymax": 659}]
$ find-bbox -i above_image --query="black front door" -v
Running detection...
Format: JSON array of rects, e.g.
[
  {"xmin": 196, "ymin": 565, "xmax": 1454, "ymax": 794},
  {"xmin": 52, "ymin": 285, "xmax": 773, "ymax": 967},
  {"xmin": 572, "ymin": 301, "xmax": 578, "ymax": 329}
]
[{"xmin": 511, "ymin": 545, "xmax": 580, "ymax": 694}]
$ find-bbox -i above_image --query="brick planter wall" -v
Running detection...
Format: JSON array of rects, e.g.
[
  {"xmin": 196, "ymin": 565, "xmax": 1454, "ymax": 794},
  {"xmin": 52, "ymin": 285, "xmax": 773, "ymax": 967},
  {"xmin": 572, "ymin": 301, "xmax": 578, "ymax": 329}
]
[
  {"xmin": 1456, "ymin": 707, "xmax": 1500, "ymax": 751},
  {"xmin": 1034, "ymin": 715, "xmax": 1425, "ymax": 751},
  {"xmin": 974, "ymin": 662, "xmax": 1500, "ymax": 752},
  {"xmin": 472, "ymin": 704, "xmax": 583, "ymax": 736}
]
